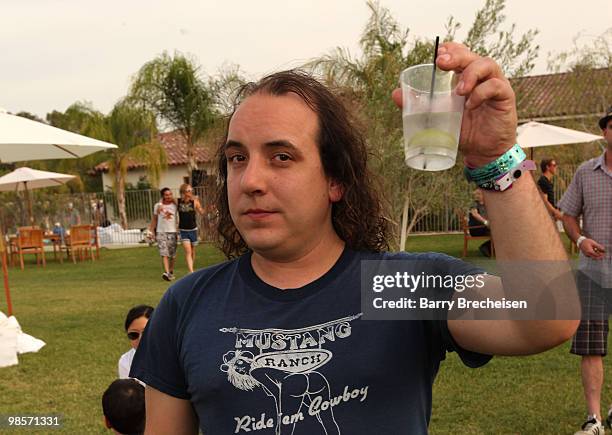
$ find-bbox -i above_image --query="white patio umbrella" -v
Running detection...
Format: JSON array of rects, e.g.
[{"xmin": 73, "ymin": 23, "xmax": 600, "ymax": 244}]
[
  {"xmin": 0, "ymin": 109, "xmax": 116, "ymax": 317},
  {"xmin": 0, "ymin": 167, "xmax": 75, "ymax": 225},
  {"xmin": 0, "ymin": 166, "xmax": 75, "ymax": 192},
  {"xmin": 517, "ymin": 121, "xmax": 602, "ymax": 158},
  {"xmin": 0, "ymin": 108, "xmax": 117, "ymax": 162}
]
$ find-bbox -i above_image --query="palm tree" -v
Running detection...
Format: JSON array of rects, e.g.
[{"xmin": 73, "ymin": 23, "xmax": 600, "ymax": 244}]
[
  {"xmin": 129, "ymin": 52, "xmax": 216, "ymax": 181},
  {"xmin": 89, "ymin": 100, "xmax": 166, "ymax": 229}
]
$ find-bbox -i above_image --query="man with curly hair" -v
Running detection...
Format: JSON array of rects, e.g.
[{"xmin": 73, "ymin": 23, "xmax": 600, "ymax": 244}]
[{"xmin": 132, "ymin": 43, "xmax": 579, "ymax": 434}]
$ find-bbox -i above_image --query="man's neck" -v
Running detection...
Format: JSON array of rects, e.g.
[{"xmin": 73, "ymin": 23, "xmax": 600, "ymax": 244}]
[
  {"xmin": 251, "ymin": 234, "xmax": 345, "ymax": 290},
  {"xmin": 543, "ymin": 171, "xmax": 553, "ymax": 181},
  {"xmin": 605, "ymin": 148, "xmax": 612, "ymax": 170}
]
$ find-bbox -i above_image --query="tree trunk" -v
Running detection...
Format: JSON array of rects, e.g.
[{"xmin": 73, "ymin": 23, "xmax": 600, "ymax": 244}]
[
  {"xmin": 186, "ymin": 136, "xmax": 198, "ymax": 184},
  {"xmin": 116, "ymin": 172, "xmax": 128, "ymax": 230},
  {"xmin": 406, "ymin": 206, "xmax": 428, "ymax": 237},
  {"xmin": 399, "ymin": 195, "xmax": 409, "ymax": 251},
  {"xmin": 400, "ymin": 198, "xmax": 428, "ymax": 251}
]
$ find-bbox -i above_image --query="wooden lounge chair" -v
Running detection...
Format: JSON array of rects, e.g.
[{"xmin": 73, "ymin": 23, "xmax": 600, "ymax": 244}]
[
  {"xmin": 90, "ymin": 225, "xmax": 100, "ymax": 260},
  {"xmin": 455, "ymin": 208, "xmax": 495, "ymax": 258},
  {"xmin": 13, "ymin": 227, "xmax": 46, "ymax": 270},
  {"xmin": 64, "ymin": 225, "xmax": 94, "ymax": 263}
]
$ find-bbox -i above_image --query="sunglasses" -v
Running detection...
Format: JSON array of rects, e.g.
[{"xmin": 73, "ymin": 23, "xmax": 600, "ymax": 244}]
[{"xmin": 127, "ymin": 331, "xmax": 142, "ymax": 340}]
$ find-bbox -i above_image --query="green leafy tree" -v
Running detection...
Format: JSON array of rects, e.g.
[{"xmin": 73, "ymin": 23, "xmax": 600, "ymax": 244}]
[
  {"xmin": 461, "ymin": 0, "xmax": 539, "ymax": 78},
  {"xmin": 89, "ymin": 100, "xmax": 166, "ymax": 229},
  {"xmin": 7, "ymin": 103, "xmax": 102, "ymax": 193},
  {"xmin": 47, "ymin": 102, "xmax": 99, "ymax": 134},
  {"xmin": 15, "ymin": 111, "xmax": 45, "ymax": 122},
  {"xmin": 308, "ymin": 0, "xmax": 537, "ymax": 248},
  {"xmin": 548, "ymin": 28, "xmax": 612, "ymax": 72},
  {"xmin": 201, "ymin": 63, "xmax": 249, "ymax": 154},
  {"xmin": 129, "ymin": 52, "xmax": 216, "ymax": 180},
  {"xmin": 209, "ymin": 63, "xmax": 248, "ymax": 115},
  {"xmin": 43, "ymin": 102, "xmax": 105, "ymax": 192}
]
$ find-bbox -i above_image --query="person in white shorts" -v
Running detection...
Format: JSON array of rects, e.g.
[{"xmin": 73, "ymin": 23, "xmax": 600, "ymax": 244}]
[{"xmin": 149, "ymin": 187, "xmax": 178, "ymax": 281}]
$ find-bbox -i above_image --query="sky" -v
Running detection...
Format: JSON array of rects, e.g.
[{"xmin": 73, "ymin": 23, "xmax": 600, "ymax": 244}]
[{"xmin": 1, "ymin": 0, "xmax": 610, "ymax": 119}]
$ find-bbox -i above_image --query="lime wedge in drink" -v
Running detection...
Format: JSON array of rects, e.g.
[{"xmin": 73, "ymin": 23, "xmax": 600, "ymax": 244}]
[{"xmin": 408, "ymin": 128, "xmax": 456, "ymax": 149}]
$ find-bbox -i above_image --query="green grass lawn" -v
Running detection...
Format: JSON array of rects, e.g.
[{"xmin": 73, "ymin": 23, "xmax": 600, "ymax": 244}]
[{"xmin": 0, "ymin": 235, "xmax": 603, "ymax": 434}]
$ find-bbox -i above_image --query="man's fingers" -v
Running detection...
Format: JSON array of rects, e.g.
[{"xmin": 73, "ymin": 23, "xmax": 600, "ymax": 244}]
[
  {"xmin": 396, "ymin": 43, "xmax": 506, "ymax": 109},
  {"xmin": 457, "ymin": 57, "xmax": 505, "ymax": 97},
  {"xmin": 464, "ymin": 78, "xmax": 514, "ymax": 110},
  {"xmin": 436, "ymin": 42, "xmax": 481, "ymax": 74},
  {"xmin": 593, "ymin": 241, "xmax": 606, "ymax": 252},
  {"xmin": 584, "ymin": 240, "xmax": 606, "ymax": 259},
  {"xmin": 391, "ymin": 88, "xmax": 402, "ymax": 108}
]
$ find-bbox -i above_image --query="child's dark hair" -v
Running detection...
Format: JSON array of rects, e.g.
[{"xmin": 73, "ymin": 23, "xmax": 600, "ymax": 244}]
[
  {"xmin": 124, "ymin": 305, "xmax": 154, "ymax": 331},
  {"xmin": 102, "ymin": 379, "xmax": 145, "ymax": 435}
]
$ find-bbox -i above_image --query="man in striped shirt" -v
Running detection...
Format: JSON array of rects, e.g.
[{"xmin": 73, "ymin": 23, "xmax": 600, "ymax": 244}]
[{"xmin": 559, "ymin": 106, "xmax": 612, "ymax": 435}]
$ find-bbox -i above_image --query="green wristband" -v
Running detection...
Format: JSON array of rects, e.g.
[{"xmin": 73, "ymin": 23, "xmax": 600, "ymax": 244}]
[{"xmin": 464, "ymin": 144, "xmax": 526, "ymax": 185}]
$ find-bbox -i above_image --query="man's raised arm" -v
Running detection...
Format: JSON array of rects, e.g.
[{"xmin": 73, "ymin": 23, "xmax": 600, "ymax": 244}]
[{"xmin": 393, "ymin": 42, "xmax": 579, "ymax": 356}]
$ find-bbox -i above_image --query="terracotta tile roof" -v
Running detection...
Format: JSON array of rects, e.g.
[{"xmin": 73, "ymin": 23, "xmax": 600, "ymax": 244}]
[
  {"xmin": 95, "ymin": 130, "xmax": 214, "ymax": 172},
  {"xmin": 511, "ymin": 67, "xmax": 612, "ymax": 122}
]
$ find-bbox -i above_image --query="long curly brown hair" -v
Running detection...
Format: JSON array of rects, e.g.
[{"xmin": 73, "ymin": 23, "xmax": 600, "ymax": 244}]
[{"xmin": 215, "ymin": 70, "xmax": 391, "ymax": 258}]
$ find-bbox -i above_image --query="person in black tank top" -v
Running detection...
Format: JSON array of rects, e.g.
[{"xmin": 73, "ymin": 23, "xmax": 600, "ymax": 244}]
[{"xmin": 178, "ymin": 183, "xmax": 204, "ymax": 273}]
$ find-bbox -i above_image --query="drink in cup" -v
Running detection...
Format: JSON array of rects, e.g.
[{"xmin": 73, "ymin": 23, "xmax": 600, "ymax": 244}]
[{"xmin": 400, "ymin": 64, "xmax": 465, "ymax": 171}]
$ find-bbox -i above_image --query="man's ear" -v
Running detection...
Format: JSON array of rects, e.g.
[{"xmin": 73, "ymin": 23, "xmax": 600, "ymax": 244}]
[
  {"xmin": 329, "ymin": 179, "xmax": 344, "ymax": 203},
  {"xmin": 104, "ymin": 416, "xmax": 112, "ymax": 429}
]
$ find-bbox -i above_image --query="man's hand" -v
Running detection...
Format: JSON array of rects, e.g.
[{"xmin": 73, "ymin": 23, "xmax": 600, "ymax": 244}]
[
  {"xmin": 392, "ymin": 42, "xmax": 517, "ymax": 167},
  {"xmin": 580, "ymin": 238, "xmax": 606, "ymax": 259}
]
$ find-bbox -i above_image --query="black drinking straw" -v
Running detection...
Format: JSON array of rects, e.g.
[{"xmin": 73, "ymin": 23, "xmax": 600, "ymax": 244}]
[{"xmin": 429, "ymin": 36, "xmax": 440, "ymax": 98}]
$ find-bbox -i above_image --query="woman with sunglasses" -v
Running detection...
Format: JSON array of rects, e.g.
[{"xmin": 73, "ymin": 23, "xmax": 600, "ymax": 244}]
[
  {"xmin": 178, "ymin": 183, "xmax": 205, "ymax": 274},
  {"xmin": 118, "ymin": 305, "xmax": 154, "ymax": 379}
]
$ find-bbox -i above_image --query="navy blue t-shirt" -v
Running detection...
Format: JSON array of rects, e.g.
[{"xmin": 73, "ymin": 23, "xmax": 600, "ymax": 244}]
[{"xmin": 131, "ymin": 248, "xmax": 491, "ymax": 434}]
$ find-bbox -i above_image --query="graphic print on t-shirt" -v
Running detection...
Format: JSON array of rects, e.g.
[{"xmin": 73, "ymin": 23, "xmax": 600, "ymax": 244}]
[
  {"xmin": 160, "ymin": 206, "xmax": 174, "ymax": 220},
  {"xmin": 219, "ymin": 314, "xmax": 368, "ymax": 434},
  {"xmin": 178, "ymin": 201, "xmax": 195, "ymax": 213}
]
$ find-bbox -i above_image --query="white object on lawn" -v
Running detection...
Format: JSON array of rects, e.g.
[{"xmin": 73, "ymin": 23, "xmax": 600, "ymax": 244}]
[{"xmin": 0, "ymin": 311, "xmax": 46, "ymax": 368}]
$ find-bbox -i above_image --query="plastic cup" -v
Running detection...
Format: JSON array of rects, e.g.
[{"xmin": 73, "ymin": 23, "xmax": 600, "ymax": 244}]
[{"xmin": 400, "ymin": 64, "xmax": 465, "ymax": 171}]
